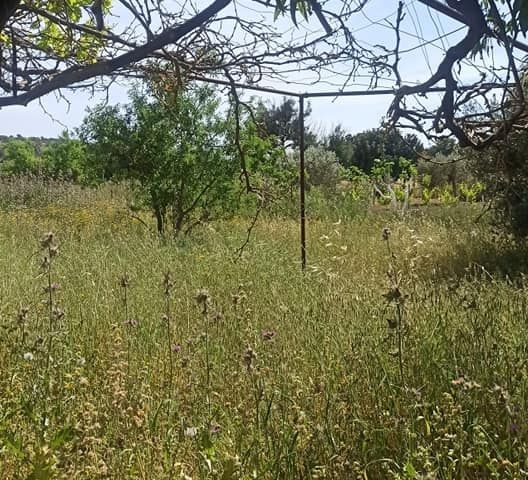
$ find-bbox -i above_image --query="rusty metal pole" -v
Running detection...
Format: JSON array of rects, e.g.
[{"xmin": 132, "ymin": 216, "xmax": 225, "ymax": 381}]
[{"xmin": 299, "ymin": 95, "xmax": 306, "ymax": 271}]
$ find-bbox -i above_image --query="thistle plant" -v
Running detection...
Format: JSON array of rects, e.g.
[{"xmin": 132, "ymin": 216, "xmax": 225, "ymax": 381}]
[
  {"xmin": 3, "ymin": 199, "xmax": 528, "ymax": 478},
  {"xmin": 196, "ymin": 288, "xmax": 213, "ymax": 421},
  {"xmin": 163, "ymin": 271, "xmax": 174, "ymax": 399},
  {"xmin": 381, "ymin": 227, "xmax": 406, "ymax": 383},
  {"xmin": 120, "ymin": 273, "xmax": 134, "ymax": 379},
  {"xmin": 39, "ymin": 231, "xmax": 62, "ymax": 427},
  {"xmin": 17, "ymin": 306, "xmax": 29, "ymax": 349}
]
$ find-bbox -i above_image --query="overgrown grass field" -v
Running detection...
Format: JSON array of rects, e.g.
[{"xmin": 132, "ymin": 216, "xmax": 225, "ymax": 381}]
[{"xmin": 1, "ymin": 193, "xmax": 527, "ymax": 478}]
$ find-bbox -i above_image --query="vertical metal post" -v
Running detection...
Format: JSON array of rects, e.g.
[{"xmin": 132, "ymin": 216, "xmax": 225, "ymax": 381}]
[{"xmin": 299, "ymin": 95, "xmax": 306, "ymax": 271}]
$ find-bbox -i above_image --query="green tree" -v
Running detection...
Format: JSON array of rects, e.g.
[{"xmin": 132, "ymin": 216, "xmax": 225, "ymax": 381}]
[
  {"xmin": 41, "ymin": 131, "xmax": 86, "ymax": 181},
  {"xmin": 255, "ymin": 98, "xmax": 317, "ymax": 149},
  {"xmin": 77, "ymin": 105, "xmax": 133, "ymax": 183},
  {"xmin": 325, "ymin": 127, "xmax": 423, "ymax": 176},
  {"xmin": 469, "ymin": 131, "xmax": 528, "ymax": 236},
  {"xmin": 326, "ymin": 125, "xmax": 355, "ymax": 167},
  {"xmin": 79, "ymin": 83, "xmax": 239, "ymax": 234},
  {"xmin": 287, "ymin": 145, "xmax": 342, "ymax": 190},
  {"xmin": 2, "ymin": 0, "xmax": 528, "ymax": 152},
  {"xmin": 417, "ymin": 150, "xmax": 473, "ymax": 195},
  {"xmin": 0, "ymin": 138, "xmax": 39, "ymax": 174}
]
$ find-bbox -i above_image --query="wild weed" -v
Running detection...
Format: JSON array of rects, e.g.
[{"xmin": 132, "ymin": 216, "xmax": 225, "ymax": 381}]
[{"xmin": 0, "ymin": 203, "xmax": 527, "ymax": 478}]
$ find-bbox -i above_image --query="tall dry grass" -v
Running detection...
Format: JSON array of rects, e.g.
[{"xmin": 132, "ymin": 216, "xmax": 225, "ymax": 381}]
[{"xmin": 0, "ymin": 191, "xmax": 527, "ymax": 479}]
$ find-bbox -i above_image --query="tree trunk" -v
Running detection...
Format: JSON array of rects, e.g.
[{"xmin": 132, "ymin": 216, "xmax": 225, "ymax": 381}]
[{"xmin": 154, "ymin": 207, "xmax": 164, "ymax": 234}]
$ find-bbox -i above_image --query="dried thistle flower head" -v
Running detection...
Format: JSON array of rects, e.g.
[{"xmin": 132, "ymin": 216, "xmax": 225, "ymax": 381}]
[
  {"xmin": 386, "ymin": 317, "xmax": 398, "ymax": 329},
  {"xmin": 195, "ymin": 288, "xmax": 210, "ymax": 305},
  {"xmin": 383, "ymin": 287, "xmax": 401, "ymax": 303},
  {"xmin": 40, "ymin": 232, "xmax": 54, "ymax": 249},
  {"xmin": 40, "ymin": 256, "xmax": 50, "ymax": 271},
  {"xmin": 382, "ymin": 227, "xmax": 391, "ymax": 241},
  {"xmin": 124, "ymin": 318, "xmax": 138, "ymax": 328},
  {"xmin": 163, "ymin": 271, "xmax": 173, "ymax": 295},
  {"xmin": 261, "ymin": 330, "xmax": 277, "ymax": 341},
  {"xmin": 43, "ymin": 283, "xmax": 60, "ymax": 293},
  {"xmin": 243, "ymin": 346, "xmax": 256, "ymax": 370},
  {"xmin": 17, "ymin": 306, "xmax": 29, "ymax": 323},
  {"xmin": 210, "ymin": 423, "xmax": 221, "ymax": 435}
]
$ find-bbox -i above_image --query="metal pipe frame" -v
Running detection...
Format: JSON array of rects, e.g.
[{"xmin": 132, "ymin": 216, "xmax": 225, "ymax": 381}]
[{"xmin": 189, "ymin": 76, "xmax": 519, "ymax": 271}]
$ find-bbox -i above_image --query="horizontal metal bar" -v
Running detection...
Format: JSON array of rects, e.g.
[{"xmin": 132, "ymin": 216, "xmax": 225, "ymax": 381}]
[
  {"xmin": 304, "ymin": 82, "xmax": 518, "ymax": 99},
  {"xmin": 190, "ymin": 75, "xmax": 301, "ymax": 97},
  {"xmin": 304, "ymin": 88, "xmax": 399, "ymax": 98},
  {"xmin": 191, "ymin": 76, "xmax": 517, "ymax": 100}
]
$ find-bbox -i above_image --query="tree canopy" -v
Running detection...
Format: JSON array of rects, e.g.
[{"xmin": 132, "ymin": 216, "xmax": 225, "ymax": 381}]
[
  {"xmin": 255, "ymin": 98, "xmax": 317, "ymax": 149},
  {"xmin": 79, "ymin": 83, "xmax": 241, "ymax": 234},
  {"xmin": 2, "ymin": 1, "xmax": 528, "ymax": 147},
  {"xmin": 325, "ymin": 125, "xmax": 424, "ymax": 175}
]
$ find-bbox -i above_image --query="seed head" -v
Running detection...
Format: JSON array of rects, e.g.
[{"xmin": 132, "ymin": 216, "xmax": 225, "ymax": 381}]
[
  {"xmin": 124, "ymin": 318, "xmax": 138, "ymax": 328},
  {"xmin": 40, "ymin": 232, "xmax": 54, "ymax": 249},
  {"xmin": 382, "ymin": 287, "xmax": 401, "ymax": 303},
  {"xmin": 163, "ymin": 271, "xmax": 173, "ymax": 295},
  {"xmin": 382, "ymin": 227, "xmax": 391, "ymax": 241},
  {"xmin": 195, "ymin": 288, "xmax": 210, "ymax": 306},
  {"xmin": 120, "ymin": 275, "xmax": 130, "ymax": 288},
  {"xmin": 261, "ymin": 330, "xmax": 277, "ymax": 341},
  {"xmin": 23, "ymin": 352, "xmax": 34, "ymax": 361},
  {"xmin": 243, "ymin": 346, "xmax": 256, "ymax": 371},
  {"xmin": 17, "ymin": 306, "xmax": 29, "ymax": 323},
  {"xmin": 40, "ymin": 256, "xmax": 50, "ymax": 271},
  {"xmin": 210, "ymin": 423, "xmax": 221, "ymax": 435},
  {"xmin": 386, "ymin": 317, "xmax": 398, "ymax": 329},
  {"xmin": 43, "ymin": 283, "xmax": 60, "ymax": 293}
]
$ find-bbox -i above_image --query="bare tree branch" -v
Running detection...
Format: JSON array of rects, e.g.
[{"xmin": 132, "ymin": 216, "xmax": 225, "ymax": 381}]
[{"xmin": 0, "ymin": 0, "xmax": 232, "ymax": 108}]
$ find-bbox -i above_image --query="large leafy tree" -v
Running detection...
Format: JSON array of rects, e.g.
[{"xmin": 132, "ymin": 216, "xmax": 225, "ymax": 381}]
[
  {"xmin": 326, "ymin": 125, "xmax": 356, "ymax": 168},
  {"xmin": 255, "ymin": 98, "xmax": 317, "ymax": 149},
  {"xmin": 324, "ymin": 126, "xmax": 424, "ymax": 175},
  {"xmin": 79, "ymin": 83, "xmax": 239, "ymax": 234},
  {"xmin": 2, "ymin": 1, "xmax": 528, "ymax": 148},
  {"xmin": 0, "ymin": 137, "xmax": 38, "ymax": 174},
  {"xmin": 41, "ymin": 131, "xmax": 87, "ymax": 181},
  {"xmin": 0, "ymin": 0, "xmax": 336, "ymax": 109}
]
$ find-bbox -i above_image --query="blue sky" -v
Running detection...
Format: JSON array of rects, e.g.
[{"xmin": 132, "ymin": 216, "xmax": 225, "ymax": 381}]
[{"xmin": 0, "ymin": 0, "xmax": 473, "ymax": 138}]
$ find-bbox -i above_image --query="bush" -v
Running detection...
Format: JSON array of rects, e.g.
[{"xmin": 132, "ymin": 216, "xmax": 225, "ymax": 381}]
[
  {"xmin": 417, "ymin": 151, "xmax": 474, "ymax": 192},
  {"xmin": 459, "ymin": 181, "xmax": 485, "ymax": 203},
  {"xmin": 0, "ymin": 138, "xmax": 40, "ymax": 175},
  {"xmin": 469, "ymin": 133, "xmax": 528, "ymax": 237},
  {"xmin": 79, "ymin": 83, "xmax": 240, "ymax": 235},
  {"xmin": 287, "ymin": 146, "xmax": 343, "ymax": 191}
]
